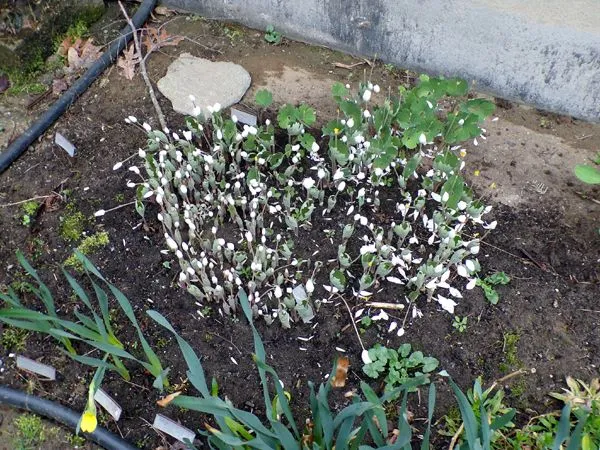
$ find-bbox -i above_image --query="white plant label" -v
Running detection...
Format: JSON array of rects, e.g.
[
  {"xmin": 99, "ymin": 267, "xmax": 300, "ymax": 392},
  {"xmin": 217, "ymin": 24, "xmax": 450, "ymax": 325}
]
[{"xmin": 16, "ymin": 355, "xmax": 56, "ymax": 380}]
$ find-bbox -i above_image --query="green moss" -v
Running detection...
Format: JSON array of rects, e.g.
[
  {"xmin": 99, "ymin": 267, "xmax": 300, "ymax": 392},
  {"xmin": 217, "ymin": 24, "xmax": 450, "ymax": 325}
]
[
  {"xmin": 500, "ymin": 331, "xmax": 522, "ymax": 373},
  {"xmin": 0, "ymin": 326, "xmax": 29, "ymax": 351},
  {"xmin": 64, "ymin": 231, "xmax": 109, "ymax": 271},
  {"xmin": 511, "ymin": 379, "xmax": 527, "ymax": 398},
  {"xmin": 8, "ymin": 3, "xmax": 104, "ymax": 86},
  {"xmin": 14, "ymin": 414, "xmax": 45, "ymax": 450},
  {"xmin": 59, "ymin": 205, "xmax": 87, "ymax": 242}
]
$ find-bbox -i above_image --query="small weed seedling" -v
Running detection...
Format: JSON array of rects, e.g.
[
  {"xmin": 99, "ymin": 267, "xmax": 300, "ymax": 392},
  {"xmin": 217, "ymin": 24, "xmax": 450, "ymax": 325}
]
[
  {"xmin": 362, "ymin": 343, "xmax": 439, "ymax": 395},
  {"xmin": 20, "ymin": 201, "xmax": 39, "ymax": 227},
  {"xmin": 67, "ymin": 433, "xmax": 87, "ymax": 448},
  {"xmin": 264, "ymin": 24, "xmax": 282, "ymax": 44},
  {"xmin": 222, "ymin": 25, "xmax": 242, "ymax": 45},
  {"xmin": 359, "ymin": 315, "xmax": 372, "ymax": 334},
  {"xmin": 477, "ymin": 271, "xmax": 510, "ymax": 304},
  {"xmin": 452, "ymin": 315, "xmax": 468, "ymax": 333}
]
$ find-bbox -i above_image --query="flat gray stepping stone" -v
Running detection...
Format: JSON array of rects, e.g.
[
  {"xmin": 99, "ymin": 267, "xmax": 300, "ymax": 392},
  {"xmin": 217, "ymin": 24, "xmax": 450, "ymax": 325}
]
[{"xmin": 157, "ymin": 53, "xmax": 251, "ymax": 117}]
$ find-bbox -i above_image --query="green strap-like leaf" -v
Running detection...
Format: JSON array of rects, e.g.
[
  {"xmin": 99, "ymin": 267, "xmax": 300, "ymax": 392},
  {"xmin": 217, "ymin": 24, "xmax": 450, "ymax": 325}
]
[
  {"xmin": 147, "ymin": 310, "xmax": 209, "ymax": 397},
  {"xmin": 359, "ymin": 382, "xmax": 388, "ymax": 438},
  {"xmin": 449, "ymin": 378, "xmax": 478, "ymax": 450},
  {"xmin": 552, "ymin": 404, "xmax": 572, "ymax": 450},
  {"xmin": 420, "ymin": 383, "xmax": 436, "ymax": 450},
  {"xmin": 565, "ymin": 410, "xmax": 589, "ymax": 450},
  {"xmin": 16, "ymin": 250, "xmax": 56, "ymax": 316}
]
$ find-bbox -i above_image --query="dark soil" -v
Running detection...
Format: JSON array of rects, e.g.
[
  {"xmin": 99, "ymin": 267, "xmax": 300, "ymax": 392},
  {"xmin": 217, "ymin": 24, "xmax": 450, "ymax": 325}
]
[{"xmin": 1, "ymin": 5, "xmax": 599, "ymax": 449}]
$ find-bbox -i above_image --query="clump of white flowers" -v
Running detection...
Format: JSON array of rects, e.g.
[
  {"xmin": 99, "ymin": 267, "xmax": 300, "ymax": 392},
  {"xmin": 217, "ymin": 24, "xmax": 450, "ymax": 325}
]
[{"xmin": 113, "ymin": 76, "xmax": 496, "ymax": 331}]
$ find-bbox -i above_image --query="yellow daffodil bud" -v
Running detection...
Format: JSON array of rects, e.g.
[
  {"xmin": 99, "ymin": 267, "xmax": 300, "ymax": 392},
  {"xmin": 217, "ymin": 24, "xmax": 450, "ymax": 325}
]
[{"xmin": 80, "ymin": 409, "xmax": 97, "ymax": 433}]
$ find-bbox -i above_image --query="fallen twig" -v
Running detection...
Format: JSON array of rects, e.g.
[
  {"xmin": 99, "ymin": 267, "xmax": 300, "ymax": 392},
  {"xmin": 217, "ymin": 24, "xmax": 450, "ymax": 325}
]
[
  {"xmin": 332, "ymin": 61, "xmax": 366, "ymax": 70},
  {"xmin": 519, "ymin": 247, "xmax": 556, "ymax": 274},
  {"xmin": 0, "ymin": 194, "xmax": 58, "ymax": 208},
  {"xmin": 364, "ymin": 301, "xmax": 406, "ymax": 310},
  {"xmin": 205, "ymin": 331, "xmax": 243, "ymax": 355},
  {"xmin": 575, "ymin": 191, "xmax": 600, "ymax": 205},
  {"xmin": 335, "ymin": 293, "xmax": 367, "ymax": 353},
  {"xmin": 118, "ymin": 1, "xmax": 167, "ymax": 131}
]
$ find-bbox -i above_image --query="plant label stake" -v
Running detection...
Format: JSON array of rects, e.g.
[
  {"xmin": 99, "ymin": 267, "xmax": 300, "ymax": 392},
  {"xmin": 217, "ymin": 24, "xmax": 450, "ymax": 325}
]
[
  {"xmin": 94, "ymin": 388, "xmax": 122, "ymax": 421},
  {"xmin": 153, "ymin": 413, "xmax": 195, "ymax": 443},
  {"xmin": 292, "ymin": 284, "xmax": 308, "ymax": 302},
  {"xmin": 16, "ymin": 355, "xmax": 56, "ymax": 380},
  {"xmin": 230, "ymin": 107, "xmax": 257, "ymax": 126},
  {"xmin": 55, "ymin": 132, "xmax": 76, "ymax": 157}
]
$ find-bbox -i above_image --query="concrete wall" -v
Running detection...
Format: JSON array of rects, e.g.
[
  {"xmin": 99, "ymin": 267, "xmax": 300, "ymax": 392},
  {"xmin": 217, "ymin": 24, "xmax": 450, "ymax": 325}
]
[{"xmin": 163, "ymin": 0, "xmax": 600, "ymax": 121}]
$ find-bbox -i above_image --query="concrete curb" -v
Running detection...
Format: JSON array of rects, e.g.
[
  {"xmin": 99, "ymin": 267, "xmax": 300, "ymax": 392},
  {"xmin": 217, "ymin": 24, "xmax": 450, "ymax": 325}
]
[{"xmin": 163, "ymin": 0, "xmax": 600, "ymax": 122}]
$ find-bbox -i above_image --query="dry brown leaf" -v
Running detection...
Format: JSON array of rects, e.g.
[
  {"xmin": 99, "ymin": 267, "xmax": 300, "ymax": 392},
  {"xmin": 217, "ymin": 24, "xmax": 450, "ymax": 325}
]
[
  {"xmin": 64, "ymin": 38, "xmax": 102, "ymax": 71},
  {"xmin": 117, "ymin": 44, "xmax": 139, "ymax": 80},
  {"xmin": 57, "ymin": 37, "xmax": 73, "ymax": 57},
  {"xmin": 331, "ymin": 356, "xmax": 350, "ymax": 388},
  {"xmin": 142, "ymin": 26, "xmax": 184, "ymax": 54},
  {"xmin": 156, "ymin": 390, "xmax": 181, "ymax": 407}
]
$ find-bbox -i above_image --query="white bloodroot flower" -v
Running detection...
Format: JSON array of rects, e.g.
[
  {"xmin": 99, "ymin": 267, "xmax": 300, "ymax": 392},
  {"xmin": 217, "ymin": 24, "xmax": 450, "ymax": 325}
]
[{"xmin": 361, "ymin": 349, "xmax": 372, "ymax": 364}]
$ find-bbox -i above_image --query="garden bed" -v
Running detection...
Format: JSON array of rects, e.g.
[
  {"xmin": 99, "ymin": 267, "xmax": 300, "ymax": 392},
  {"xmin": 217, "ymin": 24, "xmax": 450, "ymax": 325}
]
[{"xmin": 1, "ymin": 4, "xmax": 599, "ymax": 449}]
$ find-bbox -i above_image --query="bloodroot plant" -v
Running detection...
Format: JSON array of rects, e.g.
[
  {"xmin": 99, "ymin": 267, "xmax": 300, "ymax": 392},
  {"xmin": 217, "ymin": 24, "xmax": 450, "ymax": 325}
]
[{"xmin": 110, "ymin": 75, "xmax": 496, "ymax": 332}]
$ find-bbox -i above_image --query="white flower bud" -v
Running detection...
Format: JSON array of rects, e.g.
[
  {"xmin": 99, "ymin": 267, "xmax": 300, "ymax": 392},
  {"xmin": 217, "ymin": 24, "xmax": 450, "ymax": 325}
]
[
  {"xmin": 361, "ymin": 349, "xmax": 372, "ymax": 364},
  {"xmin": 166, "ymin": 236, "xmax": 178, "ymax": 250},
  {"xmin": 306, "ymin": 279, "xmax": 314, "ymax": 293}
]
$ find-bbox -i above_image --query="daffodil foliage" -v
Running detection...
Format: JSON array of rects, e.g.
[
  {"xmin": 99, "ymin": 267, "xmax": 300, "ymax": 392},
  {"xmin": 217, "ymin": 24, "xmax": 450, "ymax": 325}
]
[{"xmin": 120, "ymin": 76, "xmax": 496, "ymax": 331}]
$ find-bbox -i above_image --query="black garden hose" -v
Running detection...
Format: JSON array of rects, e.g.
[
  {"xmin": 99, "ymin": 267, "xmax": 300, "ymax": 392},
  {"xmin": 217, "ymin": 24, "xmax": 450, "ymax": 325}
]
[
  {"xmin": 0, "ymin": 0, "xmax": 157, "ymax": 173},
  {"xmin": 0, "ymin": 385, "xmax": 139, "ymax": 450}
]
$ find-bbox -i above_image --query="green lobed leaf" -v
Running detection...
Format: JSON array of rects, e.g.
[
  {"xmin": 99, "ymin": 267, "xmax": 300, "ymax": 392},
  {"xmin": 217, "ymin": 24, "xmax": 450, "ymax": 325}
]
[
  {"xmin": 574, "ymin": 164, "xmax": 600, "ymax": 184},
  {"xmin": 329, "ymin": 269, "xmax": 346, "ymax": 291},
  {"xmin": 255, "ymin": 89, "xmax": 273, "ymax": 108},
  {"xmin": 460, "ymin": 98, "xmax": 495, "ymax": 121}
]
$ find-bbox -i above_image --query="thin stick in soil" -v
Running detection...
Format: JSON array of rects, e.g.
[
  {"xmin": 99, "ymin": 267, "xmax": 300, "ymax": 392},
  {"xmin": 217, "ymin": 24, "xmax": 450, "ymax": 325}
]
[
  {"xmin": 118, "ymin": 1, "xmax": 167, "ymax": 131},
  {"xmin": 0, "ymin": 194, "xmax": 59, "ymax": 208},
  {"xmin": 335, "ymin": 293, "xmax": 367, "ymax": 352}
]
